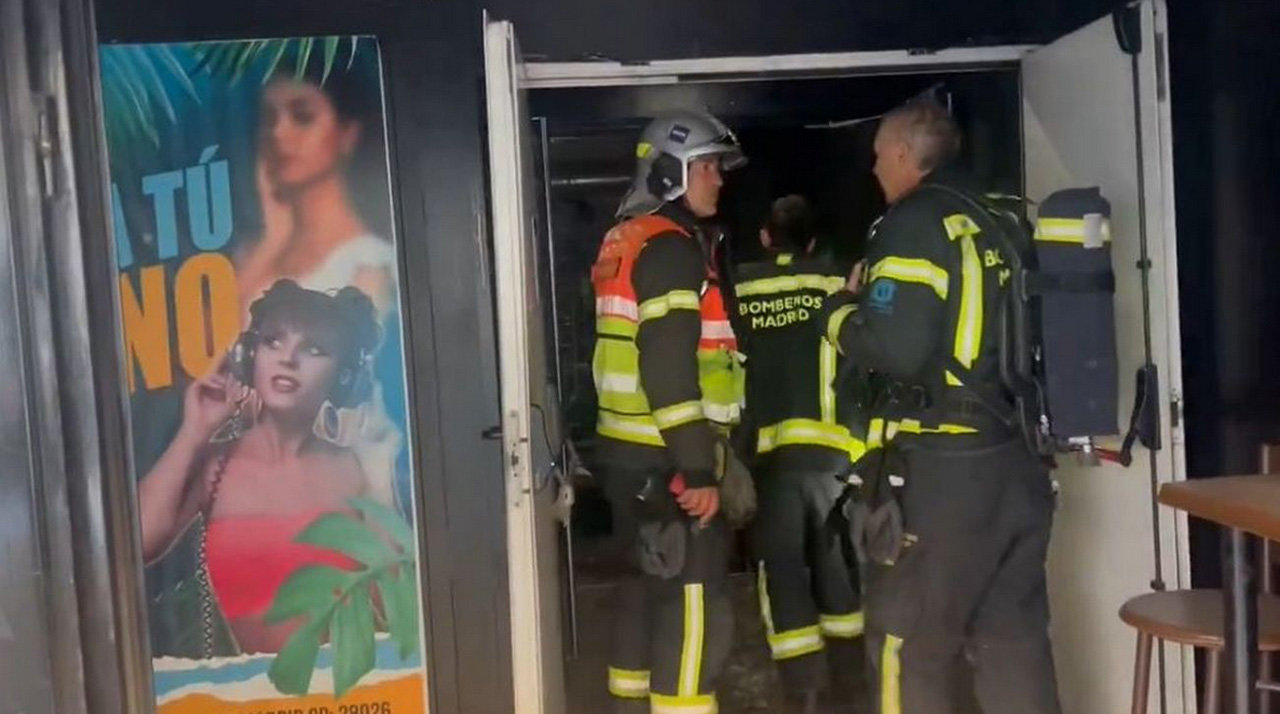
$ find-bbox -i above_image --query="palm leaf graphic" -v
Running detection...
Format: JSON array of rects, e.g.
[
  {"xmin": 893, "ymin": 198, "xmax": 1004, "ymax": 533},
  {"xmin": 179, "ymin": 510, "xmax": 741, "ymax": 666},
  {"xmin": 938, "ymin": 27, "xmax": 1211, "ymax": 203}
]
[
  {"xmin": 100, "ymin": 43, "xmax": 199, "ymax": 152},
  {"xmin": 189, "ymin": 36, "xmax": 361, "ymax": 87},
  {"xmin": 100, "ymin": 36, "xmax": 363, "ymax": 156}
]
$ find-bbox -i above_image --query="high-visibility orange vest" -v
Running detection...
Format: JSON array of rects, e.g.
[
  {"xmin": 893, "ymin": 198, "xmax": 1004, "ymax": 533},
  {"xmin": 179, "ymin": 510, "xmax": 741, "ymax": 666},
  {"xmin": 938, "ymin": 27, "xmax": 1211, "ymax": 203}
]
[{"xmin": 591, "ymin": 214, "xmax": 744, "ymax": 446}]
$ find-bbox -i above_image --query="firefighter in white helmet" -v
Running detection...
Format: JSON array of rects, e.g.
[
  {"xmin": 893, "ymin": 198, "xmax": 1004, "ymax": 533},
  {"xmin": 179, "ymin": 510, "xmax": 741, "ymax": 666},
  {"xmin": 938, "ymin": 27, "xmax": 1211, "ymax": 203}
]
[{"xmin": 592, "ymin": 109, "xmax": 747, "ymax": 714}]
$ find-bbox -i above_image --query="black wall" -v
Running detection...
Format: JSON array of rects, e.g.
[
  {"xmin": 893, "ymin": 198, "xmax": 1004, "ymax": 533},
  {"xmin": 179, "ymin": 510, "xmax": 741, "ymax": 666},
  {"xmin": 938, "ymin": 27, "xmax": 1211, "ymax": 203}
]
[
  {"xmin": 1168, "ymin": 0, "xmax": 1280, "ymax": 588},
  {"xmin": 491, "ymin": 0, "xmax": 1113, "ymax": 61},
  {"xmin": 97, "ymin": 0, "xmax": 1116, "ymax": 59}
]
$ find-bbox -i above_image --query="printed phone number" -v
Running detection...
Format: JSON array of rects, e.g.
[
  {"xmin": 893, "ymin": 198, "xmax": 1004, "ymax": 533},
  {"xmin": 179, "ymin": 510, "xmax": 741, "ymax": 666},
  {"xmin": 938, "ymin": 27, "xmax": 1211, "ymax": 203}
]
[{"xmin": 245, "ymin": 704, "xmax": 392, "ymax": 714}]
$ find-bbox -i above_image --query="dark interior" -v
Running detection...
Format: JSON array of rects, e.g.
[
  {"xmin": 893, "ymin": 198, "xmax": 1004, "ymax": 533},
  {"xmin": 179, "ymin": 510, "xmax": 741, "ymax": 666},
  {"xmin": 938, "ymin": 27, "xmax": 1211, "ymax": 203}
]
[
  {"xmin": 532, "ymin": 69, "xmax": 1022, "ymax": 471},
  {"xmin": 530, "ymin": 68, "xmax": 1022, "ymax": 713}
]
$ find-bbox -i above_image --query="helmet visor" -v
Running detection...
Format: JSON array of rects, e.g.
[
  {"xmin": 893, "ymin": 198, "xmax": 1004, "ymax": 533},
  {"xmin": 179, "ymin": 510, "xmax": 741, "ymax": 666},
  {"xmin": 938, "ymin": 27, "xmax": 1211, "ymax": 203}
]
[{"xmin": 686, "ymin": 134, "xmax": 747, "ymax": 171}]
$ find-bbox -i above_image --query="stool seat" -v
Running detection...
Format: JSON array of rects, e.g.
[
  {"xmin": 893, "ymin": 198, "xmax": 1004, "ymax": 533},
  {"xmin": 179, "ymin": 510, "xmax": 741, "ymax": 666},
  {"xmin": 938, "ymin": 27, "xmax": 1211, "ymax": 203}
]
[{"xmin": 1119, "ymin": 589, "xmax": 1280, "ymax": 651}]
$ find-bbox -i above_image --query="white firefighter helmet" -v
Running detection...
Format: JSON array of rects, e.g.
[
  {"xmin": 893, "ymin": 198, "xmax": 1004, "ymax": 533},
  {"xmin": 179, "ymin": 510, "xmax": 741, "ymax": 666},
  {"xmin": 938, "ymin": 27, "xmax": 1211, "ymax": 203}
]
[{"xmin": 616, "ymin": 109, "xmax": 746, "ymax": 218}]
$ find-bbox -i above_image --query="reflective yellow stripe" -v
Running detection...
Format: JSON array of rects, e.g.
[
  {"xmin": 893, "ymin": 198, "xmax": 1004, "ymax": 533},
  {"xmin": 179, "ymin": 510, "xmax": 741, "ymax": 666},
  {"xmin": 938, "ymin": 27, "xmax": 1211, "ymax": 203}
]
[
  {"xmin": 734, "ymin": 273, "xmax": 845, "ymax": 298},
  {"xmin": 777, "ymin": 252, "xmax": 794, "ymax": 266},
  {"xmin": 757, "ymin": 419, "xmax": 860, "ymax": 456},
  {"xmin": 942, "ymin": 213, "xmax": 984, "ymax": 381},
  {"xmin": 768, "ymin": 626, "xmax": 825, "ymax": 660},
  {"xmin": 820, "ymin": 611, "xmax": 865, "ymax": 639},
  {"xmin": 639, "ymin": 289, "xmax": 701, "ymax": 322},
  {"xmin": 608, "ymin": 667, "xmax": 651, "ymax": 699},
  {"xmin": 653, "ymin": 400, "xmax": 705, "ymax": 430},
  {"xmin": 757, "ymin": 564, "xmax": 825, "ymax": 660},
  {"xmin": 881, "ymin": 634, "xmax": 903, "ymax": 714},
  {"xmin": 597, "ymin": 371, "xmax": 639, "ymax": 393},
  {"xmin": 597, "ymin": 294, "xmax": 640, "ymax": 321},
  {"xmin": 1035, "ymin": 216, "xmax": 1112, "ymax": 244},
  {"xmin": 820, "ymin": 339, "xmax": 837, "ymax": 423},
  {"xmin": 599, "ymin": 402, "xmax": 738, "ymax": 444},
  {"xmin": 678, "ymin": 583, "xmax": 706, "ymax": 697},
  {"xmin": 701, "ymin": 402, "xmax": 740, "ymax": 425},
  {"xmin": 866, "ymin": 418, "xmax": 887, "ymax": 449},
  {"xmin": 826, "ymin": 304, "xmax": 856, "ymax": 351},
  {"xmin": 943, "ymin": 213, "xmax": 981, "ymax": 241},
  {"xmin": 868, "ymin": 257, "xmax": 949, "ymax": 299},
  {"xmin": 866, "ymin": 417, "xmax": 977, "ymax": 447},
  {"xmin": 896, "ymin": 419, "xmax": 978, "ymax": 435},
  {"xmin": 757, "ymin": 563, "xmax": 776, "ymax": 637},
  {"xmin": 953, "ymin": 233, "xmax": 983, "ymax": 373},
  {"xmin": 651, "ymin": 693, "xmax": 719, "ymax": 714},
  {"xmin": 598, "ymin": 412, "xmax": 665, "ymax": 446}
]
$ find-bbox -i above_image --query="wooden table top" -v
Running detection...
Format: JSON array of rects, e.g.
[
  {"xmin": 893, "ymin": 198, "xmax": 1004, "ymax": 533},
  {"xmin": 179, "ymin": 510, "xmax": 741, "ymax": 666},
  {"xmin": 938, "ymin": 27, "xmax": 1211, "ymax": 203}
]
[{"xmin": 1159, "ymin": 475, "xmax": 1280, "ymax": 541}]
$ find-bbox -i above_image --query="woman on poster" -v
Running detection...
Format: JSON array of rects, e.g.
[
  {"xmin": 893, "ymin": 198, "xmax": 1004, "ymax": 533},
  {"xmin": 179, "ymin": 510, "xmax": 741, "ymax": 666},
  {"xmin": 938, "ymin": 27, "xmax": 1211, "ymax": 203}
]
[
  {"xmin": 138, "ymin": 280, "xmax": 389, "ymax": 655},
  {"xmin": 235, "ymin": 56, "xmax": 396, "ymax": 317}
]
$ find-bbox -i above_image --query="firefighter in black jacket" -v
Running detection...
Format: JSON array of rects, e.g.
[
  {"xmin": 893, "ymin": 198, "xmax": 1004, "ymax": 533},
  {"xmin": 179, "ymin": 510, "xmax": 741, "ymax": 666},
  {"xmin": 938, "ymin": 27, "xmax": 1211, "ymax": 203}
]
[
  {"xmin": 592, "ymin": 110, "xmax": 747, "ymax": 714},
  {"xmin": 735, "ymin": 195, "xmax": 867, "ymax": 713},
  {"xmin": 821, "ymin": 100, "xmax": 1062, "ymax": 714}
]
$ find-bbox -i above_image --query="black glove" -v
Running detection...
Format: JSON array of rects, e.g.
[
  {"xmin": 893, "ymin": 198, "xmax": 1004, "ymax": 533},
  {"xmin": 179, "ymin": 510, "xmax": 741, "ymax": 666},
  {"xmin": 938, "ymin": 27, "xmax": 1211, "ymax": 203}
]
[
  {"xmin": 716, "ymin": 436, "xmax": 757, "ymax": 529},
  {"xmin": 846, "ymin": 446, "xmax": 910, "ymax": 566},
  {"xmin": 637, "ymin": 520, "xmax": 688, "ymax": 579}
]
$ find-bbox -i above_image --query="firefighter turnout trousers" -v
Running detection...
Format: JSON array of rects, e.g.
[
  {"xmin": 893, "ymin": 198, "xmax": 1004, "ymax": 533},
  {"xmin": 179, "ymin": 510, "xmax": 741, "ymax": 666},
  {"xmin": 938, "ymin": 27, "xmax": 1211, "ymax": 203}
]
[
  {"xmin": 604, "ymin": 465, "xmax": 733, "ymax": 714},
  {"xmin": 865, "ymin": 438, "xmax": 1061, "ymax": 714},
  {"xmin": 753, "ymin": 466, "xmax": 864, "ymax": 696}
]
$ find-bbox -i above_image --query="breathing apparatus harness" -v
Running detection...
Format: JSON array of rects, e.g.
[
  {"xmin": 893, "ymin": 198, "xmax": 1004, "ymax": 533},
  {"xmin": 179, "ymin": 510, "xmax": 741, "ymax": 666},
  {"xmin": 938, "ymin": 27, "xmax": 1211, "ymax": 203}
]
[{"xmin": 834, "ymin": 183, "xmax": 1158, "ymax": 565}]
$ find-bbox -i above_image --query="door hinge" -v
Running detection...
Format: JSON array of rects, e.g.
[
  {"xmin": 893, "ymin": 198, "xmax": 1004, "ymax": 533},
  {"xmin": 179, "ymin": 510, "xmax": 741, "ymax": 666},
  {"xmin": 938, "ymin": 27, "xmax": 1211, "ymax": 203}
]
[
  {"xmin": 1154, "ymin": 32, "xmax": 1168, "ymax": 102},
  {"xmin": 1112, "ymin": 4, "xmax": 1143, "ymax": 55},
  {"xmin": 35, "ymin": 96, "xmax": 58, "ymax": 199},
  {"xmin": 1169, "ymin": 389, "xmax": 1182, "ymax": 430}
]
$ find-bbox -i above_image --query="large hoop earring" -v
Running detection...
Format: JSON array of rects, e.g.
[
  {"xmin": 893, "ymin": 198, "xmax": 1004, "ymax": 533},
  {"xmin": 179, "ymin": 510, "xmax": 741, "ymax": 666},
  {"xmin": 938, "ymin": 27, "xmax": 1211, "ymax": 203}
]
[{"xmin": 314, "ymin": 400, "xmax": 347, "ymax": 446}]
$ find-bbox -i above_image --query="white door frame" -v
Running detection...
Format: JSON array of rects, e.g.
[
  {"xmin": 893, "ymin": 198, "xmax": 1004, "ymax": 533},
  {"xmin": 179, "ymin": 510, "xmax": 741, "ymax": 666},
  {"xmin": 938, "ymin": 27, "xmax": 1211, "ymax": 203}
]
[
  {"xmin": 486, "ymin": 16, "xmax": 557, "ymax": 714},
  {"xmin": 523, "ymin": 45, "xmax": 1034, "ymax": 89}
]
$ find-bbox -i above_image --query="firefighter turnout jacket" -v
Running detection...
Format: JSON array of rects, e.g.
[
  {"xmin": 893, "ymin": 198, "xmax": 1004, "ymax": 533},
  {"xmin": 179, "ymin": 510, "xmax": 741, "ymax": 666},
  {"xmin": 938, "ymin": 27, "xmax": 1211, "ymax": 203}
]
[
  {"xmin": 821, "ymin": 167, "xmax": 1018, "ymax": 448},
  {"xmin": 592, "ymin": 203, "xmax": 745, "ymax": 488},
  {"xmin": 821, "ymin": 166, "xmax": 1064, "ymax": 714},
  {"xmin": 734, "ymin": 252, "xmax": 865, "ymax": 471}
]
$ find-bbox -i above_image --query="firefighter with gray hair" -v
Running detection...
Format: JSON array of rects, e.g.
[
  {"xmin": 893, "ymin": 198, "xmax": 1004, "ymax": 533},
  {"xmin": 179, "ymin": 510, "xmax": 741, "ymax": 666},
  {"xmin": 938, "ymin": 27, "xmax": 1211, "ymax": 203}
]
[{"xmin": 821, "ymin": 98, "xmax": 1063, "ymax": 714}]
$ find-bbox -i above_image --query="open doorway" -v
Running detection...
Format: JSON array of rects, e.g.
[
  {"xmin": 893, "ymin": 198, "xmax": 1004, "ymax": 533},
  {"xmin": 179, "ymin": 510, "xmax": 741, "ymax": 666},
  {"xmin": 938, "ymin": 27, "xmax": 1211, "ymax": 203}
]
[
  {"xmin": 490, "ymin": 6, "xmax": 1188, "ymax": 712},
  {"xmin": 530, "ymin": 68, "xmax": 1023, "ymax": 714}
]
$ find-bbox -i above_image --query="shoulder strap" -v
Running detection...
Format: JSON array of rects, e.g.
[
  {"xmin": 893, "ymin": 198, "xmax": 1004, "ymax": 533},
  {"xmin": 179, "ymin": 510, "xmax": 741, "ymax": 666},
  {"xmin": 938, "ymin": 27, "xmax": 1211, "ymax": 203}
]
[
  {"xmin": 915, "ymin": 184, "xmax": 1027, "ymax": 428},
  {"xmin": 917, "ymin": 185, "xmax": 1061, "ymax": 454}
]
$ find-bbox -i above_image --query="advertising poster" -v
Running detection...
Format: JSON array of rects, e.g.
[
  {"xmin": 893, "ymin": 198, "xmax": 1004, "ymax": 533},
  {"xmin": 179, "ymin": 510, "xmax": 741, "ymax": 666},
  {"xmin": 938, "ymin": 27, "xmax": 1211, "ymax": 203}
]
[{"xmin": 99, "ymin": 37, "xmax": 429, "ymax": 714}]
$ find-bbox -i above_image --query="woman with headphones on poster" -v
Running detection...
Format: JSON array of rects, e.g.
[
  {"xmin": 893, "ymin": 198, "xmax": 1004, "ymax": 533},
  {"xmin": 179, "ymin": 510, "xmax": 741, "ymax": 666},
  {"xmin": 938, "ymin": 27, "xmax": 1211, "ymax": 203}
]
[{"xmin": 137, "ymin": 279, "xmax": 387, "ymax": 656}]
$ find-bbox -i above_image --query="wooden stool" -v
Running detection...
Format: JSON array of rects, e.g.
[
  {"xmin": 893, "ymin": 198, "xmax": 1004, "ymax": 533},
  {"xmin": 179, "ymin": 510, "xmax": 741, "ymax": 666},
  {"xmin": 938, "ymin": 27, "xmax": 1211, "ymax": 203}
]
[{"xmin": 1120, "ymin": 589, "xmax": 1280, "ymax": 714}]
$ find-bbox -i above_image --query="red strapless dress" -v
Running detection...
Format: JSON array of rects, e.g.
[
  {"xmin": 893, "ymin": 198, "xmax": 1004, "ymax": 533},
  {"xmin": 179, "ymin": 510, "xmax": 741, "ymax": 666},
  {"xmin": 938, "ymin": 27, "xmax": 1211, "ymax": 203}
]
[{"xmin": 205, "ymin": 511, "xmax": 358, "ymax": 620}]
